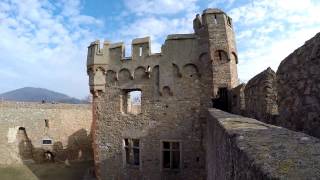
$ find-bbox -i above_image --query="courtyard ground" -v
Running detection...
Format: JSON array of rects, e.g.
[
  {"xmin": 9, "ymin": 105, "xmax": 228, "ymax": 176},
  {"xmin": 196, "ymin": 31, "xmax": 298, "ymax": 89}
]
[{"xmin": 0, "ymin": 160, "xmax": 94, "ymax": 180}]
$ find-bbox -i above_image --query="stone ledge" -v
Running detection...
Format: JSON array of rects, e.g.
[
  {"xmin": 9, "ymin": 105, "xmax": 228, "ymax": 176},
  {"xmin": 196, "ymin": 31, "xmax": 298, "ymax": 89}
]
[
  {"xmin": 207, "ymin": 108, "xmax": 320, "ymax": 180},
  {"xmin": 109, "ymin": 42, "xmax": 124, "ymax": 49},
  {"xmin": 166, "ymin": 34, "xmax": 196, "ymax": 40},
  {"xmin": 132, "ymin": 37, "xmax": 150, "ymax": 45}
]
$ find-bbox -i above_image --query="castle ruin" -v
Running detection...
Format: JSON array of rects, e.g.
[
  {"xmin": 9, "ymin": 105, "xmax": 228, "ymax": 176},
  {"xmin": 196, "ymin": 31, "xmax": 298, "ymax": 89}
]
[
  {"xmin": 0, "ymin": 7, "xmax": 319, "ymax": 180},
  {"xmin": 87, "ymin": 8, "xmax": 237, "ymax": 180},
  {"xmin": 87, "ymin": 8, "xmax": 320, "ymax": 180}
]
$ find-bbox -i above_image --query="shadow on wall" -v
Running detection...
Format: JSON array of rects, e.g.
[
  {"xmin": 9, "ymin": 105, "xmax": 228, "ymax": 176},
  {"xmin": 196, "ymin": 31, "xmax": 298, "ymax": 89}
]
[{"xmin": 17, "ymin": 127, "xmax": 95, "ymax": 180}]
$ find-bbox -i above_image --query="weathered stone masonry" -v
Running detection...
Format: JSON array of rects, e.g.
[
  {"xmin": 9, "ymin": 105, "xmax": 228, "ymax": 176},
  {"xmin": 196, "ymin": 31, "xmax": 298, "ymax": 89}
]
[
  {"xmin": 87, "ymin": 8, "xmax": 238, "ymax": 180},
  {"xmin": 86, "ymin": 7, "xmax": 320, "ymax": 180},
  {"xmin": 0, "ymin": 101, "xmax": 92, "ymax": 165},
  {"xmin": 244, "ymin": 67, "xmax": 278, "ymax": 124},
  {"xmin": 231, "ymin": 32, "xmax": 320, "ymax": 139},
  {"xmin": 277, "ymin": 33, "xmax": 320, "ymax": 137},
  {"xmin": 207, "ymin": 108, "xmax": 320, "ymax": 180},
  {"xmin": 230, "ymin": 67, "xmax": 278, "ymax": 124}
]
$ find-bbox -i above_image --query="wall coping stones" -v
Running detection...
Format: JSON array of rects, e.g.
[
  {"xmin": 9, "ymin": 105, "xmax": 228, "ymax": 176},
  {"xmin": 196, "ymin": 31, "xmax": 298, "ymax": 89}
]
[
  {"xmin": 132, "ymin": 37, "xmax": 150, "ymax": 45},
  {"xmin": 207, "ymin": 108, "xmax": 320, "ymax": 179}
]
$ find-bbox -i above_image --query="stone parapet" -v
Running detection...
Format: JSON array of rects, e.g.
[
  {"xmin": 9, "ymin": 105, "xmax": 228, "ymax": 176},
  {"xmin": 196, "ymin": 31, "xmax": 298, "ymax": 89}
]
[
  {"xmin": 207, "ymin": 108, "xmax": 320, "ymax": 180},
  {"xmin": 277, "ymin": 32, "xmax": 320, "ymax": 137}
]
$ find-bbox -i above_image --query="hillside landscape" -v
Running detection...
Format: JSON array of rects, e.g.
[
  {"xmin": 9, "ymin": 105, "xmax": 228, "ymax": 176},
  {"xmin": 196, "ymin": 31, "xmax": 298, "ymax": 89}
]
[{"xmin": 0, "ymin": 87, "xmax": 88, "ymax": 104}]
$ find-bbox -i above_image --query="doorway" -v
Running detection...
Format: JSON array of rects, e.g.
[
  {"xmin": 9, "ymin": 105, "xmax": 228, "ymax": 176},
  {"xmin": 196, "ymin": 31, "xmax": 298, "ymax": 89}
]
[{"xmin": 212, "ymin": 87, "xmax": 229, "ymax": 112}]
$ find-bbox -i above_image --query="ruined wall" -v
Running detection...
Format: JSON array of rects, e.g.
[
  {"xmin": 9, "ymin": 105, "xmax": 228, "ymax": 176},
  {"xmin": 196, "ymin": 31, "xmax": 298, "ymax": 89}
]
[
  {"xmin": 243, "ymin": 67, "xmax": 278, "ymax": 124},
  {"xmin": 277, "ymin": 32, "xmax": 320, "ymax": 137},
  {"xmin": 92, "ymin": 35, "xmax": 207, "ymax": 180},
  {"xmin": 88, "ymin": 8, "xmax": 239, "ymax": 180},
  {"xmin": 0, "ymin": 101, "xmax": 92, "ymax": 165},
  {"xmin": 207, "ymin": 108, "xmax": 320, "ymax": 180}
]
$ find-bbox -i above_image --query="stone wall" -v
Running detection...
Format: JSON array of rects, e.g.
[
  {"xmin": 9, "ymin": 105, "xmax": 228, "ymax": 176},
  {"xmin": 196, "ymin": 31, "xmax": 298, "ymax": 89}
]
[
  {"xmin": 207, "ymin": 108, "xmax": 320, "ymax": 180},
  {"xmin": 243, "ymin": 67, "xmax": 278, "ymax": 124},
  {"xmin": 92, "ymin": 37, "xmax": 207, "ymax": 180},
  {"xmin": 0, "ymin": 101, "xmax": 92, "ymax": 165},
  {"xmin": 277, "ymin": 32, "xmax": 320, "ymax": 137}
]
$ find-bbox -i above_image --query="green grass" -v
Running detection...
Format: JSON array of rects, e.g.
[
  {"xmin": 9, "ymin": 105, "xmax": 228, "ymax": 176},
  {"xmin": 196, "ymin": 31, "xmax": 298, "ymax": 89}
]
[{"xmin": 0, "ymin": 161, "xmax": 94, "ymax": 180}]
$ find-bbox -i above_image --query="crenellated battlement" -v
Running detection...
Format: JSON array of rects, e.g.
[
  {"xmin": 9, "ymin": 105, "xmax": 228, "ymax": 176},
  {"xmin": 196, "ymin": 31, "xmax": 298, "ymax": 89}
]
[
  {"xmin": 87, "ymin": 36, "xmax": 154, "ymax": 68},
  {"xmin": 87, "ymin": 40, "xmax": 110, "ymax": 67},
  {"xmin": 86, "ymin": 34, "xmax": 200, "ymax": 74},
  {"xmin": 87, "ymin": 8, "xmax": 239, "ymax": 97},
  {"xmin": 87, "ymin": 34, "xmax": 201, "ymax": 69}
]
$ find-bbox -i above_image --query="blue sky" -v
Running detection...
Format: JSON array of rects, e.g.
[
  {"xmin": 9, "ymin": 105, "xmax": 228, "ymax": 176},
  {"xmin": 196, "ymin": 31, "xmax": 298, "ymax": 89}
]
[{"xmin": 1, "ymin": 0, "xmax": 320, "ymax": 99}]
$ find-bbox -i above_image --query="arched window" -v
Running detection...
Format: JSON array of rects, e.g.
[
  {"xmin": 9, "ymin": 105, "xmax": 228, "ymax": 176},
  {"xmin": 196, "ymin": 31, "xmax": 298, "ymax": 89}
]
[
  {"xmin": 182, "ymin": 64, "xmax": 199, "ymax": 78},
  {"xmin": 118, "ymin": 68, "xmax": 131, "ymax": 85},
  {"xmin": 106, "ymin": 70, "xmax": 117, "ymax": 86},
  {"xmin": 214, "ymin": 50, "xmax": 228, "ymax": 62},
  {"xmin": 134, "ymin": 66, "xmax": 146, "ymax": 80}
]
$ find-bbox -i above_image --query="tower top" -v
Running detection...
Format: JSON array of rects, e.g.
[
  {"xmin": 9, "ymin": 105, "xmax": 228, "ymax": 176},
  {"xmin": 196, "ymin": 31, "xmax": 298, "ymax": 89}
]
[{"xmin": 203, "ymin": 8, "xmax": 225, "ymax": 14}]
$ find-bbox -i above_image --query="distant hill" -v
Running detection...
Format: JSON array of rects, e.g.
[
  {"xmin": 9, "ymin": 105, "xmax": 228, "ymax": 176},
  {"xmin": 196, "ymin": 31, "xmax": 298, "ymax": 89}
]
[{"xmin": 0, "ymin": 87, "xmax": 88, "ymax": 104}]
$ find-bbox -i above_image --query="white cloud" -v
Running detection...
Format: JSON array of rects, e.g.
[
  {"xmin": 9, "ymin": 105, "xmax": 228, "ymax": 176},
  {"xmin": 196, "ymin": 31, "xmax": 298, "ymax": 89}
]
[
  {"xmin": 117, "ymin": 0, "xmax": 198, "ymax": 54},
  {"xmin": 227, "ymin": 0, "xmax": 320, "ymax": 82},
  {"xmin": 208, "ymin": 0, "xmax": 236, "ymax": 9},
  {"xmin": 0, "ymin": 0, "xmax": 103, "ymax": 98},
  {"xmin": 118, "ymin": 16, "xmax": 194, "ymax": 53},
  {"xmin": 2, "ymin": 0, "xmax": 318, "ymax": 99}
]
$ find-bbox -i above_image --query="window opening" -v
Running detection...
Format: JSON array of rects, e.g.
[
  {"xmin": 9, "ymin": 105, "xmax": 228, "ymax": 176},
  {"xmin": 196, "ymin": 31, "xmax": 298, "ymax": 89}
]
[
  {"xmin": 42, "ymin": 139, "xmax": 52, "ymax": 145},
  {"xmin": 162, "ymin": 141, "xmax": 180, "ymax": 170},
  {"xmin": 123, "ymin": 90, "xmax": 141, "ymax": 115},
  {"xmin": 132, "ymin": 139, "xmax": 140, "ymax": 165},
  {"xmin": 139, "ymin": 46, "xmax": 143, "ymax": 56},
  {"xmin": 45, "ymin": 119, "xmax": 49, "ymax": 128},
  {"xmin": 124, "ymin": 138, "xmax": 140, "ymax": 166},
  {"xmin": 124, "ymin": 139, "xmax": 130, "ymax": 164},
  {"xmin": 214, "ymin": 14, "xmax": 217, "ymax": 24}
]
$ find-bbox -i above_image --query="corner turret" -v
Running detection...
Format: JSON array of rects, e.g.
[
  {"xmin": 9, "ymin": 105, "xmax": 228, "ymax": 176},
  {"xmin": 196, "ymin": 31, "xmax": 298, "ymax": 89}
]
[
  {"xmin": 87, "ymin": 40, "xmax": 110, "ymax": 96},
  {"xmin": 194, "ymin": 8, "xmax": 239, "ymax": 96}
]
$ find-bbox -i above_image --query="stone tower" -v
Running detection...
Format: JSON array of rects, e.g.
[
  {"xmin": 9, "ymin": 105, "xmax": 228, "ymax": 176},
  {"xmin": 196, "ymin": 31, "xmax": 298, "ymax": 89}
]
[
  {"xmin": 87, "ymin": 8, "xmax": 238, "ymax": 180},
  {"xmin": 194, "ymin": 8, "xmax": 239, "ymax": 111}
]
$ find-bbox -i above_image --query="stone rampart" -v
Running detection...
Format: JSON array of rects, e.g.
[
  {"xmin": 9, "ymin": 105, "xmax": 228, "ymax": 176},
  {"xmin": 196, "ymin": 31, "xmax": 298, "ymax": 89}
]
[{"xmin": 207, "ymin": 108, "xmax": 320, "ymax": 180}]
